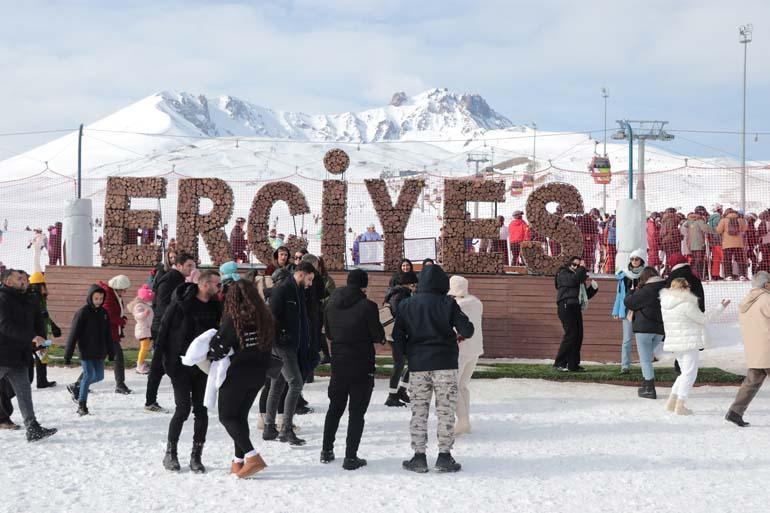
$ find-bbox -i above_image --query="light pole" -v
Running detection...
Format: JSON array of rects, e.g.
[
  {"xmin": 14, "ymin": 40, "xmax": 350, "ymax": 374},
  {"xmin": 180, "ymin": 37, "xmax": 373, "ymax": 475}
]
[
  {"xmin": 739, "ymin": 23, "xmax": 752, "ymax": 213},
  {"xmin": 601, "ymin": 87, "xmax": 609, "ymax": 211}
]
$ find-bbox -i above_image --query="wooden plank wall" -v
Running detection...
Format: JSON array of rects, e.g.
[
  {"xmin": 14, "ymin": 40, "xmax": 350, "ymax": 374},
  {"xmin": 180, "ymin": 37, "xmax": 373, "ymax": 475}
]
[{"xmin": 44, "ymin": 267, "xmax": 624, "ymax": 362}]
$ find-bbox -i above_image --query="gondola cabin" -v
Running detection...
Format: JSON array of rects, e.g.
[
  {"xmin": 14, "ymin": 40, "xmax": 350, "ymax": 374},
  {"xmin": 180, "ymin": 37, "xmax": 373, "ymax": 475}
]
[
  {"xmin": 510, "ymin": 180, "xmax": 524, "ymax": 196},
  {"xmin": 589, "ymin": 155, "xmax": 612, "ymax": 184}
]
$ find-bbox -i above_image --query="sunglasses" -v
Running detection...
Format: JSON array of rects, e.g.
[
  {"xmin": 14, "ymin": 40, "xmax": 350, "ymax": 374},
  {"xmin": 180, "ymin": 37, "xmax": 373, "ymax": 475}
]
[{"xmin": 293, "ymin": 256, "xmax": 302, "ymax": 261}]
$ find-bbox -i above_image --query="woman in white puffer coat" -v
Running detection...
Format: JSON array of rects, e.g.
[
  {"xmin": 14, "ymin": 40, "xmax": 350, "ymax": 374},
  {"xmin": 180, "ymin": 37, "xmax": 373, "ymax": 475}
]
[
  {"xmin": 448, "ymin": 275, "xmax": 483, "ymax": 435},
  {"xmin": 659, "ymin": 278, "xmax": 730, "ymax": 415}
]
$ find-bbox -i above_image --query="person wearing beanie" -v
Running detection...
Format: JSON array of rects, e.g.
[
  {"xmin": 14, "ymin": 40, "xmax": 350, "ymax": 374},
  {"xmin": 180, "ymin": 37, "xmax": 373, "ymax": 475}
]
[
  {"xmin": 611, "ymin": 249, "xmax": 646, "ymax": 374},
  {"xmin": 447, "ymin": 276, "xmax": 483, "ymax": 435},
  {"xmin": 384, "ymin": 270, "xmax": 419, "ymax": 406},
  {"xmin": 69, "ymin": 274, "xmax": 132, "ymax": 398},
  {"xmin": 128, "ymin": 284, "xmax": 154, "ymax": 374},
  {"xmin": 321, "ymin": 269, "xmax": 384, "ymax": 469},
  {"xmin": 219, "ymin": 261, "xmax": 241, "ymax": 296},
  {"xmin": 666, "ymin": 253, "xmax": 705, "ymax": 312},
  {"xmin": 394, "ymin": 265, "xmax": 474, "ymax": 473},
  {"xmin": 27, "ymin": 272, "xmax": 61, "ymax": 388}
]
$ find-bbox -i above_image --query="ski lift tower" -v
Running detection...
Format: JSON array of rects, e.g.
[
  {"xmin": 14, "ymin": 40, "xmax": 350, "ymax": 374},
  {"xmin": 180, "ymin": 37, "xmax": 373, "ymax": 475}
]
[{"xmin": 611, "ymin": 120, "xmax": 674, "ymax": 273}]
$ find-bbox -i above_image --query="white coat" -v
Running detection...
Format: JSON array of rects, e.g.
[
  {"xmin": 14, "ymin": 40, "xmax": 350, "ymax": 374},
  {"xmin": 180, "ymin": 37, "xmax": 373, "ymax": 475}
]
[
  {"xmin": 448, "ymin": 276, "xmax": 484, "ymax": 358},
  {"xmin": 659, "ymin": 288, "xmax": 725, "ymax": 353}
]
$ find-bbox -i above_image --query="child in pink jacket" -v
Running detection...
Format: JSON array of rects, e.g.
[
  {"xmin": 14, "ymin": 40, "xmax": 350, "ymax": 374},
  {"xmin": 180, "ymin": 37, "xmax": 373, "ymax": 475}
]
[{"xmin": 128, "ymin": 284, "xmax": 154, "ymax": 374}]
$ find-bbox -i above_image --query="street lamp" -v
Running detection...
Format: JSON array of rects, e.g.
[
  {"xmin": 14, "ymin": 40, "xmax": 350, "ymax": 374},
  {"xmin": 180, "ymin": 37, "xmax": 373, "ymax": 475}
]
[{"xmin": 739, "ymin": 23, "xmax": 753, "ymax": 212}]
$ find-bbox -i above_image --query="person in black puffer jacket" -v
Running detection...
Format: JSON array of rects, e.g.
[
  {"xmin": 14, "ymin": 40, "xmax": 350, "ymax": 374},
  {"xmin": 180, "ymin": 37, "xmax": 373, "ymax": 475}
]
[
  {"xmin": 321, "ymin": 269, "xmax": 385, "ymax": 470},
  {"xmin": 624, "ymin": 267, "xmax": 667, "ymax": 399},
  {"xmin": 393, "ymin": 265, "xmax": 473, "ymax": 473},
  {"xmin": 0, "ymin": 269, "xmax": 57, "ymax": 441},
  {"xmin": 64, "ymin": 285, "xmax": 114, "ymax": 415},
  {"xmin": 156, "ymin": 270, "xmax": 222, "ymax": 474},
  {"xmin": 144, "ymin": 252, "xmax": 196, "ymax": 413},
  {"xmin": 383, "ymin": 270, "xmax": 418, "ymax": 407},
  {"xmin": 209, "ymin": 279, "xmax": 274, "ymax": 479},
  {"xmin": 553, "ymin": 256, "xmax": 599, "ymax": 372},
  {"xmin": 666, "ymin": 253, "xmax": 705, "ymax": 312}
]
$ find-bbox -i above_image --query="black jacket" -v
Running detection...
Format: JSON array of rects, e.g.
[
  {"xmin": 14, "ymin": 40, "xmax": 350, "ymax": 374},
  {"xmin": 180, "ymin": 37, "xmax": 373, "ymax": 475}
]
[
  {"xmin": 210, "ymin": 317, "xmax": 272, "ymax": 388},
  {"xmin": 392, "ymin": 265, "xmax": 474, "ymax": 372},
  {"xmin": 666, "ymin": 264, "xmax": 705, "ymax": 312},
  {"xmin": 156, "ymin": 282, "xmax": 221, "ymax": 375},
  {"xmin": 270, "ymin": 277, "xmax": 310, "ymax": 351},
  {"xmin": 151, "ymin": 268, "xmax": 185, "ymax": 336},
  {"xmin": 0, "ymin": 286, "xmax": 37, "ymax": 367},
  {"xmin": 623, "ymin": 278, "xmax": 666, "ymax": 335},
  {"xmin": 555, "ymin": 266, "xmax": 589, "ymax": 305},
  {"xmin": 64, "ymin": 285, "xmax": 114, "ymax": 362},
  {"xmin": 324, "ymin": 286, "xmax": 385, "ymax": 368}
]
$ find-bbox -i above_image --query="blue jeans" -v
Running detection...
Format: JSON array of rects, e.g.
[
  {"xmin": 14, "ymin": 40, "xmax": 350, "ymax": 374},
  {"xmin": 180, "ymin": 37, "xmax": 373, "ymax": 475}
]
[
  {"xmin": 620, "ymin": 318, "xmax": 634, "ymax": 369},
  {"xmin": 635, "ymin": 333, "xmax": 663, "ymax": 380},
  {"xmin": 79, "ymin": 359, "xmax": 105, "ymax": 402}
]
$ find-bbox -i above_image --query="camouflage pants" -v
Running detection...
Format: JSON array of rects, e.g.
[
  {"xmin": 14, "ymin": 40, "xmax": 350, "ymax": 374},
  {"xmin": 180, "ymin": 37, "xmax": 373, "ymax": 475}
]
[{"xmin": 409, "ymin": 369, "xmax": 458, "ymax": 453}]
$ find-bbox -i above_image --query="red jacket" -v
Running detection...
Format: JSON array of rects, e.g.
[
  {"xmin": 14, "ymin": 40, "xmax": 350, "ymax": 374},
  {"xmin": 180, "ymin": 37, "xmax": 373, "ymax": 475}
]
[
  {"xmin": 508, "ymin": 219, "xmax": 531, "ymax": 243},
  {"xmin": 97, "ymin": 281, "xmax": 126, "ymax": 343}
]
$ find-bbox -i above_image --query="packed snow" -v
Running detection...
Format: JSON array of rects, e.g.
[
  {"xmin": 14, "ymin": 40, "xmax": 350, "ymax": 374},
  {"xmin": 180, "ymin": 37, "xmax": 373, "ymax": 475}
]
[{"xmin": 3, "ymin": 357, "xmax": 770, "ymax": 513}]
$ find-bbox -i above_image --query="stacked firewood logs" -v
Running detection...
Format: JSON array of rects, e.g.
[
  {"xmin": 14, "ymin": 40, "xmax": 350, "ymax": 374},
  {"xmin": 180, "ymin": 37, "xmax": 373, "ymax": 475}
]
[
  {"xmin": 364, "ymin": 178, "xmax": 424, "ymax": 271},
  {"xmin": 520, "ymin": 182, "xmax": 584, "ymax": 275},
  {"xmin": 323, "ymin": 148, "xmax": 350, "ymax": 175},
  {"xmin": 248, "ymin": 182, "xmax": 310, "ymax": 265},
  {"xmin": 441, "ymin": 179, "xmax": 505, "ymax": 274},
  {"xmin": 102, "ymin": 177, "xmax": 166, "ymax": 266},
  {"xmin": 321, "ymin": 180, "xmax": 347, "ymax": 270},
  {"xmin": 176, "ymin": 178, "xmax": 234, "ymax": 266}
]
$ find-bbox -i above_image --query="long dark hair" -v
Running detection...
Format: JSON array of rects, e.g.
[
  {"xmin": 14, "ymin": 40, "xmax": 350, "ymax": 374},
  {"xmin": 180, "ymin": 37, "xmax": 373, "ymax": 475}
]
[
  {"xmin": 638, "ymin": 266, "xmax": 659, "ymax": 287},
  {"xmin": 222, "ymin": 280, "xmax": 274, "ymax": 351}
]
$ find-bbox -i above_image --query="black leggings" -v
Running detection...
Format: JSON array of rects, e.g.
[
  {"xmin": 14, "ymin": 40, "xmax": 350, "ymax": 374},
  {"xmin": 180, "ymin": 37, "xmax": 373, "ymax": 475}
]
[
  {"xmin": 145, "ymin": 348, "xmax": 166, "ymax": 406},
  {"xmin": 219, "ymin": 376, "xmax": 265, "ymax": 458},
  {"xmin": 389, "ymin": 345, "xmax": 409, "ymax": 391},
  {"xmin": 168, "ymin": 365, "xmax": 208, "ymax": 444},
  {"xmin": 554, "ymin": 302, "xmax": 583, "ymax": 370}
]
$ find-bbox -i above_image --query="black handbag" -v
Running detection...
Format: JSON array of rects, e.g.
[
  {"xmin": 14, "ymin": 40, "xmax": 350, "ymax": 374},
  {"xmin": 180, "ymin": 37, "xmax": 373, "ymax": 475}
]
[{"xmin": 267, "ymin": 354, "xmax": 283, "ymax": 379}]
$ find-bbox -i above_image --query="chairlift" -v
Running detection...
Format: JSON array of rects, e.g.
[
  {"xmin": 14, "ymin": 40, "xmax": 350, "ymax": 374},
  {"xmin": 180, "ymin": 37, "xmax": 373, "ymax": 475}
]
[{"xmin": 588, "ymin": 155, "xmax": 612, "ymax": 184}]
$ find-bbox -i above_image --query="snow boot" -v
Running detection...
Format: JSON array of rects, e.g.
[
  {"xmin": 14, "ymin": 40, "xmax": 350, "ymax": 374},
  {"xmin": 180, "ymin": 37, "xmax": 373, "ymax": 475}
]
[
  {"xmin": 0, "ymin": 419, "xmax": 20, "ymax": 430},
  {"xmin": 263, "ymin": 423, "xmax": 279, "ymax": 441},
  {"xmin": 725, "ymin": 410, "xmax": 750, "ymax": 427},
  {"xmin": 666, "ymin": 393, "xmax": 678, "ymax": 412},
  {"xmin": 385, "ymin": 393, "xmax": 406, "ymax": 407},
  {"xmin": 637, "ymin": 379, "xmax": 657, "ymax": 399},
  {"xmin": 237, "ymin": 453, "xmax": 267, "ymax": 479},
  {"xmin": 674, "ymin": 399, "xmax": 693, "ymax": 416},
  {"xmin": 35, "ymin": 362, "xmax": 56, "ymax": 388},
  {"xmin": 276, "ymin": 414, "xmax": 301, "ymax": 433},
  {"xmin": 115, "ymin": 383, "xmax": 132, "ymax": 395},
  {"xmin": 343, "ymin": 457, "xmax": 367, "ymax": 470},
  {"xmin": 396, "ymin": 387, "xmax": 410, "ymax": 404},
  {"xmin": 279, "ymin": 427, "xmax": 306, "ymax": 446},
  {"xmin": 402, "ymin": 452, "xmax": 429, "ymax": 473},
  {"xmin": 295, "ymin": 405, "xmax": 314, "ymax": 415},
  {"xmin": 26, "ymin": 420, "xmax": 57, "ymax": 442},
  {"xmin": 320, "ymin": 450, "xmax": 335, "ymax": 463},
  {"xmin": 77, "ymin": 400, "xmax": 89, "ymax": 416},
  {"xmin": 67, "ymin": 383, "xmax": 80, "ymax": 404},
  {"xmin": 435, "ymin": 452, "xmax": 462, "ymax": 473},
  {"xmin": 189, "ymin": 442, "xmax": 206, "ymax": 473},
  {"xmin": 163, "ymin": 441, "xmax": 181, "ymax": 471},
  {"xmin": 144, "ymin": 402, "xmax": 168, "ymax": 413},
  {"xmin": 231, "ymin": 460, "xmax": 244, "ymax": 475}
]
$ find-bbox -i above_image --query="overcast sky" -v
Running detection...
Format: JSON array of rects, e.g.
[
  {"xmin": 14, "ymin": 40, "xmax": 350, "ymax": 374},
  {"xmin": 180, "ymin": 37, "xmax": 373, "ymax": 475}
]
[{"xmin": 1, "ymin": 0, "xmax": 769, "ymax": 161}]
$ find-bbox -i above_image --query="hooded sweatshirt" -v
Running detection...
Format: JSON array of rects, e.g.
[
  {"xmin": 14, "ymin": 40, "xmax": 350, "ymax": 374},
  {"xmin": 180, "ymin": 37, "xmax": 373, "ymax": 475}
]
[
  {"xmin": 392, "ymin": 265, "xmax": 474, "ymax": 372},
  {"xmin": 448, "ymin": 276, "xmax": 484, "ymax": 359},
  {"xmin": 64, "ymin": 285, "xmax": 114, "ymax": 361},
  {"xmin": 324, "ymin": 286, "xmax": 385, "ymax": 368},
  {"xmin": 659, "ymin": 287, "xmax": 725, "ymax": 353},
  {"xmin": 738, "ymin": 288, "xmax": 770, "ymax": 368}
]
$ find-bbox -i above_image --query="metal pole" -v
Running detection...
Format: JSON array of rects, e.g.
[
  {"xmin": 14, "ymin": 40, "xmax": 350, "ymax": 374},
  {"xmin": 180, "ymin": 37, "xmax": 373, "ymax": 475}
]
[
  {"xmin": 624, "ymin": 121, "xmax": 634, "ymax": 199},
  {"xmin": 741, "ymin": 37, "xmax": 748, "ymax": 212},
  {"xmin": 532, "ymin": 122, "xmax": 537, "ymax": 173},
  {"xmin": 638, "ymin": 138, "xmax": 646, "ymax": 211},
  {"xmin": 77, "ymin": 123, "xmax": 83, "ymax": 199}
]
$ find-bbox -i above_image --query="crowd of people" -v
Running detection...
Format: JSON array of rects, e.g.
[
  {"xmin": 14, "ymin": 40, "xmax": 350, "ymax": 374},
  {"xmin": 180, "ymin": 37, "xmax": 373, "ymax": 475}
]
[{"xmin": 0, "ymin": 250, "xmax": 487, "ymax": 476}]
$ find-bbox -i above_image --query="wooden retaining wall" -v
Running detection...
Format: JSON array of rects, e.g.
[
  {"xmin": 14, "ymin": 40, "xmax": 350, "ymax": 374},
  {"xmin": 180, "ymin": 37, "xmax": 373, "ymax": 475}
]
[{"xmin": 44, "ymin": 267, "xmax": 625, "ymax": 362}]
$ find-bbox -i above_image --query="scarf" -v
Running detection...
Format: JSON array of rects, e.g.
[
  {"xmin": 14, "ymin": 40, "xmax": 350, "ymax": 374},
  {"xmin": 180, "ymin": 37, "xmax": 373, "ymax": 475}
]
[{"xmin": 579, "ymin": 283, "xmax": 590, "ymax": 311}]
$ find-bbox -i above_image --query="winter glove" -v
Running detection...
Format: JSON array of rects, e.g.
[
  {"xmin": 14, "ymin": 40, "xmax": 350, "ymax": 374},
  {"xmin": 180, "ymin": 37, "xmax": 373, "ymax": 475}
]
[
  {"xmin": 207, "ymin": 337, "xmax": 230, "ymax": 362},
  {"xmin": 51, "ymin": 324, "xmax": 62, "ymax": 338},
  {"xmin": 41, "ymin": 309, "xmax": 50, "ymax": 319}
]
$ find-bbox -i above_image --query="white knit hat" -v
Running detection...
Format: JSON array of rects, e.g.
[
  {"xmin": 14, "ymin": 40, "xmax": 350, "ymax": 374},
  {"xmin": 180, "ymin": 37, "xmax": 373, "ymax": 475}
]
[
  {"xmin": 108, "ymin": 274, "xmax": 131, "ymax": 290},
  {"xmin": 629, "ymin": 249, "xmax": 646, "ymax": 263}
]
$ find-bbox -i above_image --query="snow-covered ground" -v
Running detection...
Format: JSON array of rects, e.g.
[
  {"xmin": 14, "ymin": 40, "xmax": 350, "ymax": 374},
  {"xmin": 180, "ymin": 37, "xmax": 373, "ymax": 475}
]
[{"xmin": 3, "ymin": 365, "xmax": 770, "ymax": 513}]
